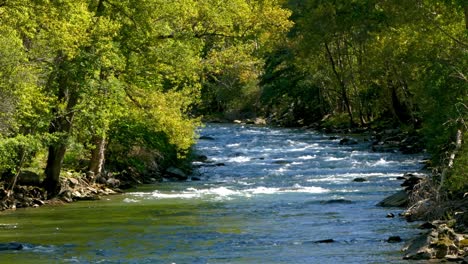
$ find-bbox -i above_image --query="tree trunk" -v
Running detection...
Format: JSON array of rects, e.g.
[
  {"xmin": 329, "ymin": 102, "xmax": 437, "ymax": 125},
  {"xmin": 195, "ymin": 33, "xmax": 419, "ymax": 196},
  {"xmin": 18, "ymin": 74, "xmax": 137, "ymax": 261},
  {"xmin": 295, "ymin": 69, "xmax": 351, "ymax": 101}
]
[
  {"xmin": 390, "ymin": 83, "xmax": 411, "ymax": 124},
  {"xmin": 44, "ymin": 103, "xmax": 77, "ymax": 196},
  {"xmin": 324, "ymin": 42, "xmax": 354, "ymax": 126},
  {"xmin": 88, "ymin": 135, "xmax": 106, "ymax": 178},
  {"xmin": 43, "ymin": 56, "xmax": 79, "ymax": 197}
]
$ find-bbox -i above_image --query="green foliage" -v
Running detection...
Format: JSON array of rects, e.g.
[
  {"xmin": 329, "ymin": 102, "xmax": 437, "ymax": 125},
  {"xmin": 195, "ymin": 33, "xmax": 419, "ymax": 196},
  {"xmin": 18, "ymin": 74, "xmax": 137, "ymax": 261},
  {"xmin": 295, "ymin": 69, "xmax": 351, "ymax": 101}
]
[
  {"xmin": 0, "ymin": 134, "xmax": 54, "ymax": 173},
  {"xmin": 106, "ymin": 115, "xmax": 178, "ymax": 174},
  {"xmin": 1, "ymin": 0, "xmax": 293, "ymax": 186}
]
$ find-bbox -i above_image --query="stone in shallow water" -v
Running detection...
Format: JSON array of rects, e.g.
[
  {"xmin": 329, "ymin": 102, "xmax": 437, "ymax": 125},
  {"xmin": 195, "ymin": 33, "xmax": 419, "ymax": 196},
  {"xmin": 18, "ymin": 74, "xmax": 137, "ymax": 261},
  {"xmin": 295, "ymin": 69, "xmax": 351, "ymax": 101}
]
[
  {"xmin": 314, "ymin": 239, "xmax": 335, "ymax": 243},
  {"xmin": 353, "ymin": 177, "xmax": 368, "ymax": 182},
  {"xmin": 0, "ymin": 242, "xmax": 23, "ymax": 251},
  {"xmin": 377, "ymin": 190, "xmax": 408, "ymax": 207},
  {"xmin": 320, "ymin": 199, "xmax": 353, "ymax": 204},
  {"xmin": 387, "ymin": 236, "xmax": 402, "ymax": 243}
]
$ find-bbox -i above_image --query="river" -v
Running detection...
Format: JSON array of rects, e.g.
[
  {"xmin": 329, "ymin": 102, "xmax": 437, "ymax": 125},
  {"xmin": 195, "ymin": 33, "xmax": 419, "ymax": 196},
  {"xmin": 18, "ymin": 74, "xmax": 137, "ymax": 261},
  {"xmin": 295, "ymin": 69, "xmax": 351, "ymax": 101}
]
[{"xmin": 0, "ymin": 123, "xmax": 426, "ymax": 263}]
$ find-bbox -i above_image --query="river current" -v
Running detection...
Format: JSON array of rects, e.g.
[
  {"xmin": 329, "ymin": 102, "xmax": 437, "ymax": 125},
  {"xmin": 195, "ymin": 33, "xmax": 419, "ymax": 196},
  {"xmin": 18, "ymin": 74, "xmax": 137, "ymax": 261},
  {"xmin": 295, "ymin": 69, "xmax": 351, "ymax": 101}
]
[{"xmin": 0, "ymin": 123, "xmax": 426, "ymax": 263}]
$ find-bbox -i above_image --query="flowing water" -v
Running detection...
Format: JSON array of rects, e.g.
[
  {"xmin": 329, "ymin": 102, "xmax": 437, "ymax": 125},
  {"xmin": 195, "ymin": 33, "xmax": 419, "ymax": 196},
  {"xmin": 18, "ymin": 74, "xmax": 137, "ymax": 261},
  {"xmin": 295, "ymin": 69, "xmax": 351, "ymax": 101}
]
[{"xmin": 0, "ymin": 123, "xmax": 426, "ymax": 263}]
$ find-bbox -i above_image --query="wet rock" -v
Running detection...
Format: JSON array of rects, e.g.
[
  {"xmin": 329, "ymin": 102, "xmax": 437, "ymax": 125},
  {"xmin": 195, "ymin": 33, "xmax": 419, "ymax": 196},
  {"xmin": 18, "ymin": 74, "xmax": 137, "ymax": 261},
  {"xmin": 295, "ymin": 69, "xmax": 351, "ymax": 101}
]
[
  {"xmin": 314, "ymin": 239, "xmax": 335, "ymax": 243},
  {"xmin": 377, "ymin": 190, "xmax": 408, "ymax": 207},
  {"xmin": 0, "ymin": 242, "xmax": 23, "ymax": 251},
  {"xmin": 273, "ymin": 160, "xmax": 290, "ymax": 165},
  {"xmin": 372, "ymin": 144, "xmax": 398, "ymax": 153},
  {"xmin": 386, "ymin": 213, "xmax": 395, "ymax": 218},
  {"xmin": 339, "ymin": 138, "xmax": 358, "ymax": 145},
  {"xmin": 387, "ymin": 236, "xmax": 402, "ymax": 243},
  {"xmin": 446, "ymin": 255, "xmax": 464, "ymax": 262},
  {"xmin": 193, "ymin": 154, "xmax": 208, "ymax": 162},
  {"xmin": 403, "ymin": 232, "xmax": 434, "ymax": 260},
  {"xmin": 353, "ymin": 177, "xmax": 367, "ymax": 182},
  {"xmin": 199, "ymin": 136, "xmax": 215, "ymax": 140},
  {"xmin": 401, "ymin": 173, "xmax": 425, "ymax": 191},
  {"xmin": 191, "ymin": 176, "xmax": 201, "ymax": 181},
  {"xmin": 320, "ymin": 199, "xmax": 353, "ymax": 204},
  {"xmin": 419, "ymin": 222, "xmax": 437, "ymax": 229},
  {"xmin": 164, "ymin": 167, "xmax": 188, "ymax": 181}
]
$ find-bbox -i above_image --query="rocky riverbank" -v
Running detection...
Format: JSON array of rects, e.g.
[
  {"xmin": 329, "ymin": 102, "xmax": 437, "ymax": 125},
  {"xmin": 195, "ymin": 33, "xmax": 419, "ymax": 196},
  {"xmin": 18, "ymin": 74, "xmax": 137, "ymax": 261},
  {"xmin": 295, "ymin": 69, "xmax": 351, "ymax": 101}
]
[
  {"xmin": 378, "ymin": 170, "xmax": 468, "ymax": 262},
  {"xmin": 0, "ymin": 175, "xmax": 118, "ymax": 211}
]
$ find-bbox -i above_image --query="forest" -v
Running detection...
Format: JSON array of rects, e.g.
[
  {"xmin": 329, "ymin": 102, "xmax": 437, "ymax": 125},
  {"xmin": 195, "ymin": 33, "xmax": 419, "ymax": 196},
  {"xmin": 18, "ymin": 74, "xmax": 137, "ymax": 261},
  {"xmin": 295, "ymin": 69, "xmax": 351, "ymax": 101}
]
[{"xmin": 0, "ymin": 0, "xmax": 466, "ymax": 202}]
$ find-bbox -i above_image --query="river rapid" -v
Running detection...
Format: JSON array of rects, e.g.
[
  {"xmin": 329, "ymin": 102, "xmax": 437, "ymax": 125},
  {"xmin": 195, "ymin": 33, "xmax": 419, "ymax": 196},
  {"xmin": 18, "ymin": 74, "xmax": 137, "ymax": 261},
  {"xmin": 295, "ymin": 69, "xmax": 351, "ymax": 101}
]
[{"xmin": 0, "ymin": 123, "xmax": 426, "ymax": 263}]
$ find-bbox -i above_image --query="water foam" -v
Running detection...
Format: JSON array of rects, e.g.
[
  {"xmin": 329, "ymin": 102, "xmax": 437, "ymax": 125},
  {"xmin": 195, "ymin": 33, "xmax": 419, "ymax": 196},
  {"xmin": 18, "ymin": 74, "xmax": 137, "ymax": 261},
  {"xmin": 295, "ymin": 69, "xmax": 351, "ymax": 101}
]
[{"xmin": 129, "ymin": 185, "xmax": 329, "ymax": 201}]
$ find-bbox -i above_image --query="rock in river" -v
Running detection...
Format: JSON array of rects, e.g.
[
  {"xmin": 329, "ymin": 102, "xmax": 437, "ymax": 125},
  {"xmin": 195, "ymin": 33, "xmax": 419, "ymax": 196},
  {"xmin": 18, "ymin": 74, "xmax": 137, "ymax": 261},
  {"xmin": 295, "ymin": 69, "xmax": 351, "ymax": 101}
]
[
  {"xmin": 0, "ymin": 242, "xmax": 23, "ymax": 251},
  {"xmin": 377, "ymin": 190, "xmax": 408, "ymax": 207}
]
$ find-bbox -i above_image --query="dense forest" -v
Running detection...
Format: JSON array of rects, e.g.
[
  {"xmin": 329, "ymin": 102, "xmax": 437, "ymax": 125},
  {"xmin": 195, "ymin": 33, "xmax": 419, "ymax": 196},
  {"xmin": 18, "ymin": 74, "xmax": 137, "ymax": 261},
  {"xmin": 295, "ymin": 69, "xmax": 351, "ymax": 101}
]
[{"xmin": 0, "ymin": 0, "xmax": 466, "ymax": 201}]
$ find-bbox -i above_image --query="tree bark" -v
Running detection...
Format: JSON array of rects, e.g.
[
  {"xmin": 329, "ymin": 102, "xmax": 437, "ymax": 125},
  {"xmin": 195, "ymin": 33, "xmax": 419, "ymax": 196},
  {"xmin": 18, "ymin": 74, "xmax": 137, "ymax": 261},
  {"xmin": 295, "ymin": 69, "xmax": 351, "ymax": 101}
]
[
  {"xmin": 88, "ymin": 135, "xmax": 106, "ymax": 178},
  {"xmin": 437, "ymin": 129, "xmax": 463, "ymax": 200}
]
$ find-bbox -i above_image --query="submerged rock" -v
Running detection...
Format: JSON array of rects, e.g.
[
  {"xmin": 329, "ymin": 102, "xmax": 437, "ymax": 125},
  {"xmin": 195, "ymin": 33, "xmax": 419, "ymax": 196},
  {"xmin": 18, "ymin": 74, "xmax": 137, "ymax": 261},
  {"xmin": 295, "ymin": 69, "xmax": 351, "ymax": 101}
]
[
  {"xmin": 387, "ymin": 236, "xmax": 402, "ymax": 243},
  {"xmin": 0, "ymin": 242, "xmax": 23, "ymax": 251},
  {"xmin": 353, "ymin": 177, "xmax": 368, "ymax": 182},
  {"xmin": 320, "ymin": 199, "xmax": 353, "ymax": 204},
  {"xmin": 199, "ymin": 136, "xmax": 215, "ymax": 140},
  {"xmin": 314, "ymin": 239, "xmax": 335, "ymax": 243},
  {"xmin": 339, "ymin": 138, "xmax": 358, "ymax": 145}
]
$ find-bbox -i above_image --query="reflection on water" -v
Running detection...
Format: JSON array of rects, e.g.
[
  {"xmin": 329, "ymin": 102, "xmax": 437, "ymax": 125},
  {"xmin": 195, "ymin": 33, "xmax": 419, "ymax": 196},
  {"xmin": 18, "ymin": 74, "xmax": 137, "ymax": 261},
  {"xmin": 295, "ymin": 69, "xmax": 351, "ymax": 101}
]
[{"xmin": 0, "ymin": 123, "xmax": 425, "ymax": 263}]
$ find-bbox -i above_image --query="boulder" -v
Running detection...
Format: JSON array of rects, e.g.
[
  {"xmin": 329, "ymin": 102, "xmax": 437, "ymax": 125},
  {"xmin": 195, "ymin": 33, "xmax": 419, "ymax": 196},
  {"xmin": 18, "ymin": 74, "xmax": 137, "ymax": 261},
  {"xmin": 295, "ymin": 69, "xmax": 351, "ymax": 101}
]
[
  {"xmin": 193, "ymin": 154, "xmax": 208, "ymax": 162},
  {"xmin": 377, "ymin": 190, "xmax": 408, "ymax": 207},
  {"xmin": 387, "ymin": 236, "xmax": 402, "ymax": 243},
  {"xmin": 254, "ymin": 118, "xmax": 267, "ymax": 125},
  {"xmin": 106, "ymin": 178, "xmax": 120, "ymax": 188},
  {"xmin": 403, "ymin": 232, "xmax": 434, "ymax": 260},
  {"xmin": 17, "ymin": 171, "xmax": 41, "ymax": 186},
  {"xmin": 339, "ymin": 138, "xmax": 358, "ymax": 145},
  {"xmin": 164, "ymin": 167, "xmax": 188, "ymax": 181}
]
